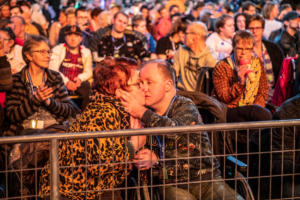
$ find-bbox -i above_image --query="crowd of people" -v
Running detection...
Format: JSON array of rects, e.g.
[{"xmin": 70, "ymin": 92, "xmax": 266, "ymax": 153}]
[{"xmin": 0, "ymin": 0, "xmax": 300, "ymax": 199}]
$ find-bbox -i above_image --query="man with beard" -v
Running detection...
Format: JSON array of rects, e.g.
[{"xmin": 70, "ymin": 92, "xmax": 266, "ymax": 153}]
[{"xmin": 277, "ymin": 11, "xmax": 300, "ymax": 57}]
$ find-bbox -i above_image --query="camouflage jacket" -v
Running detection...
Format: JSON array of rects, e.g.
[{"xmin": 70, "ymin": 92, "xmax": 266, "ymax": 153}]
[{"xmin": 141, "ymin": 95, "xmax": 220, "ymax": 183}]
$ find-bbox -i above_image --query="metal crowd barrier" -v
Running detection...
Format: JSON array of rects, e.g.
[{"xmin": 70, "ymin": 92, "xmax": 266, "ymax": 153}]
[{"xmin": 0, "ymin": 119, "xmax": 299, "ymax": 200}]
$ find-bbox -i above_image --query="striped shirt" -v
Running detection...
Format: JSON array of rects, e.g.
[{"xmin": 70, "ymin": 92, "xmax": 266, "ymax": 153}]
[{"xmin": 4, "ymin": 66, "xmax": 77, "ymax": 136}]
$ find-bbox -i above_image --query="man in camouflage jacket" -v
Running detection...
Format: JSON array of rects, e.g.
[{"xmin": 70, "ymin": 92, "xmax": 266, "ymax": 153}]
[{"xmin": 119, "ymin": 60, "xmax": 243, "ymax": 200}]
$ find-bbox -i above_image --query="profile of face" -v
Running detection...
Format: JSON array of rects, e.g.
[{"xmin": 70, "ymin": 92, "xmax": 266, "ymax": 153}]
[
  {"xmin": 236, "ymin": 15, "xmax": 246, "ymax": 30},
  {"xmin": 126, "ymin": 70, "xmax": 145, "ymax": 105},
  {"xmin": 234, "ymin": 39, "xmax": 254, "ymax": 62},
  {"xmin": 248, "ymin": 20, "xmax": 264, "ymax": 43},
  {"xmin": 27, "ymin": 41, "xmax": 51, "ymax": 69},
  {"xmin": 113, "ymin": 13, "xmax": 128, "ymax": 34},
  {"xmin": 65, "ymin": 33, "xmax": 82, "ymax": 49},
  {"xmin": 220, "ymin": 18, "xmax": 235, "ymax": 39},
  {"xmin": 139, "ymin": 63, "xmax": 168, "ymax": 108},
  {"xmin": 0, "ymin": 31, "xmax": 13, "ymax": 54},
  {"xmin": 270, "ymin": 5, "xmax": 279, "ymax": 19}
]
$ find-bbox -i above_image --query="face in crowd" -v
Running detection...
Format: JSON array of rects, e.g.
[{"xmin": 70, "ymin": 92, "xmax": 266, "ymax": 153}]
[
  {"xmin": 138, "ymin": 63, "xmax": 173, "ymax": 110},
  {"xmin": 220, "ymin": 17, "xmax": 235, "ymax": 39},
  {"xmin": 234, "ymin": 38, "xmax": 254, "ymax": 62},
  {"xmin": 65, "ymin": 33, "xmax": 83, "ymax": 49},
  {"xmin": 248, "ymin": 20, "xmax": 264, "ymax": 44},
  {"xmin": 26, "ymin": 41, "xmax": 51, "ymax": 69},
  {"xmin": 113, "ymin": 13, "xmax": 128, "ymax": 34}
]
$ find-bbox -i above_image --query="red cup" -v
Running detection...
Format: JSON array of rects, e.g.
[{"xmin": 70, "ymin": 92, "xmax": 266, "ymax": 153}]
[{"xmin": 239, "ymin": 58, "xmax": 251, "ymax": 66}]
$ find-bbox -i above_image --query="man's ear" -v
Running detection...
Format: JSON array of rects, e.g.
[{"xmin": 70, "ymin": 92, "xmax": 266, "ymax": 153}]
[{"xmin": 164, "ymin": 79, "xmax": 173, "ymax": 92}]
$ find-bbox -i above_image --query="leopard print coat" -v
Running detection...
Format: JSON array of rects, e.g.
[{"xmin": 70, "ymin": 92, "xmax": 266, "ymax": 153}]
[{"xmin": 39, "ymin": 92, "xmax": 130, "ymax": 199}]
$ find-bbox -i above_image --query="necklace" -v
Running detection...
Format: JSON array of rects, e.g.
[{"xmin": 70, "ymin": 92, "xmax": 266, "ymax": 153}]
[
  {"xmin": 27, "ymin": 68, "xmax": 45, "ymax": 95},
  {"xmin": 112, "ymin": 35, "xmax": 126, "ymax": 57}
]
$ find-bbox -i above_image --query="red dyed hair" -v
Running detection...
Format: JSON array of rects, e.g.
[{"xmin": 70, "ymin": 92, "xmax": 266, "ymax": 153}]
[{"xmin": 93, "ymin": 57, "xmax": 138, "ymax": 95}]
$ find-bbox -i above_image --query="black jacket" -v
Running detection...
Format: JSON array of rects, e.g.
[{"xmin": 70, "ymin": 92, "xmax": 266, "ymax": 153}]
[
  {"xmin": 272, "ymin": 93, "xmax": 300, "ymax": 173},
  {"xmin": 263, "ymin": 39, "xmax": 284, "ymax": 86},
  {"xmin": 276, "ymin": 29, "xmax": 300, "ymax": 57}
]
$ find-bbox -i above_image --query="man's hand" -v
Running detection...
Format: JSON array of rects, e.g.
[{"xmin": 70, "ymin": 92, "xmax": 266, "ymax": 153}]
[
  {"xmin": 133, "ymin": 148, "xmax": 158, "ymax": 170},
  {"xmin": 66, "ymin": 80, "xmax": 78, "ymax": 91},
  {"xmin": 117, "ymin": 89, "xmax": 147, "ymax": 119},
  {"xmin": 34, "ymin": 83, "xmax": 53, "ymax": 106}
]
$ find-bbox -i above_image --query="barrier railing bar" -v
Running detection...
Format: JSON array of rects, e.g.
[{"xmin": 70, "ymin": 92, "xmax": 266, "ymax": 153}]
[
  {"xmin": 50, "ymin": 138, "xmax": 59, "ymax": 200},
  {"xmin": 0, "ymin": 120, "xmax": 300, "ymax": 144}
]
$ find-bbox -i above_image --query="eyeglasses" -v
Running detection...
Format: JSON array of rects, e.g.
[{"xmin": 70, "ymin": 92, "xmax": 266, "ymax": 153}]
[
  {"xmin": 236, "ymin": 47, "xmax": 253, "ymax": 53},
  {"xmin": 31, "ymin": 50, "xmax": 52, "ymax": 55},
  {"xmin": 248, "ymin": 27, "xmax": 263, "ymax": 31}
]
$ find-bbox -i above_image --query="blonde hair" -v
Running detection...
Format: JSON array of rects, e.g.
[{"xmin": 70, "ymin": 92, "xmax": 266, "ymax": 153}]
[{"xmin": 188, "ymin": 21, "xmax": 208, "ymax": 40}]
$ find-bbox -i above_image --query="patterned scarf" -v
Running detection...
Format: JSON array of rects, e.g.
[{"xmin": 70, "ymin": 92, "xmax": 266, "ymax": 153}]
[{"xmin": 227, "ymin": 56, "xmax": 261, "ymax": 106}]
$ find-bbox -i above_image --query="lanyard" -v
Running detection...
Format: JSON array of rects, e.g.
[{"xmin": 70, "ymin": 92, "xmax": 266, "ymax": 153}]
[
  {"xmin": 27, "ymin": 68, "xmax": 45, "ymax": 95},
  {"xmin": 112, "ymin": 35, "xmax": 126, "ymax": 55},
  {"xmin": 155, "ymin": 95, "xmax": 177, "ymax": 159}
]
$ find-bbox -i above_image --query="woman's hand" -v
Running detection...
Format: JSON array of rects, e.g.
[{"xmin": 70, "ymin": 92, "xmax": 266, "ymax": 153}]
[
  {"xmin": 237, "ymin": 64, "xmax": 249, "ymax": 85},
  {"xmin": 34, "ymin": 83, "xmax": 53, "ymax": 105},
  {"xmin": 133, "ymin": 149, "xmax": 158, "ymax": 170}
]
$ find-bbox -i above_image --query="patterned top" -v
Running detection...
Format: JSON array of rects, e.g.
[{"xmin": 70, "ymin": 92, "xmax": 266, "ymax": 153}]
[
  {"xmin": 213, "ymin": 57, "xmax": 268, "ymax": 108},
  {"xmin": 90, "ymin": 26, "xmax": 149, "ymax": 60},
  {"xmin": 39, "ymin": 92, "xmax": 131, "ymax": 200},
  {"xmin": 4, "ymin": 66, "xmax": 76, "ymax": 136},
  {"xmin": 59, "ymin": 49, "xmax": 83, "ymax": 81},
  {"xmin": 141, "ymin": 95, "xmax": 220, "ymax": 183}
]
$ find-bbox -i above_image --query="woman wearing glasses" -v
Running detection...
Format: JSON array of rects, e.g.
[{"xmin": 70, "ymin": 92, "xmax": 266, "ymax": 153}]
[
  {"xmin": 4, "ymin": 35, "xmax": 77, "ymax": 137},
  {"xmin": 213, "ymin": 30, "xmax": 271, "ymax": 122},
  {"xmin": 4, "ymin": 35, "xmax": 77, "ymax": 197}
]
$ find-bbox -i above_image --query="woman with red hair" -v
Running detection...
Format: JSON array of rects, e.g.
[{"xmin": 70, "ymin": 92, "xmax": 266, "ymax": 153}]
[{"xmin": 39, "ymin": 57, "xmax": 146, "ymax": 200}]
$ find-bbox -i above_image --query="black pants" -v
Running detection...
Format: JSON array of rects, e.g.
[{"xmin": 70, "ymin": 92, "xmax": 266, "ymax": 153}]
[{"xmin": 227, "ymin": 105, "xmax": 272, "ymax": 122}]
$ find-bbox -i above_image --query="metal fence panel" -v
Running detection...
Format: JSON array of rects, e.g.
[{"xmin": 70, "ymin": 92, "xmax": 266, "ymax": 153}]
[{"xmin": 0, "ymin": 119, "xmax": 299, "ymax": 200}]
